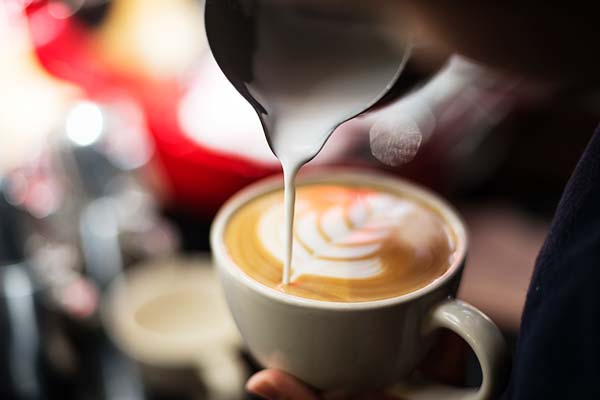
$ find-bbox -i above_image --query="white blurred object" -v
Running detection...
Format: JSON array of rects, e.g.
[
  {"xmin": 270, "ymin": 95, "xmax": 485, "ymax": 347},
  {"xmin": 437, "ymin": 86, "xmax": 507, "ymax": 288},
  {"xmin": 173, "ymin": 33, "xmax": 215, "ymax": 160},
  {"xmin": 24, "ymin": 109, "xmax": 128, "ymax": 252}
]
[
  {"xmin": 97, "ymin": 0, "xmax": 206, "ymax": 78},
  {"xmin": 103, "ymin": 256, "xmax": 245, "ymax": 400},
  {"xmin": 65, "ymin": 101, "xmax": 105, "ymax": 147},
  {"xmin": 0, "ymin": 3, "xmax": 79, "ymax": 174},
  {"xmin": 367, "ymin": 56, "xmax": 517, "ymax": 166}
]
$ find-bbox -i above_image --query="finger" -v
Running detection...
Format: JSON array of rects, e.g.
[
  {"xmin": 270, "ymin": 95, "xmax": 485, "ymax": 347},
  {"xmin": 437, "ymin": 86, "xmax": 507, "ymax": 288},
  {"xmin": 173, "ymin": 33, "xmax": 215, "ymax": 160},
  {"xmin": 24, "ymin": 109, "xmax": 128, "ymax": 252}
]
[{"xmin": 246, "ymin": 369, "xmax": 321, "ymax": 400}]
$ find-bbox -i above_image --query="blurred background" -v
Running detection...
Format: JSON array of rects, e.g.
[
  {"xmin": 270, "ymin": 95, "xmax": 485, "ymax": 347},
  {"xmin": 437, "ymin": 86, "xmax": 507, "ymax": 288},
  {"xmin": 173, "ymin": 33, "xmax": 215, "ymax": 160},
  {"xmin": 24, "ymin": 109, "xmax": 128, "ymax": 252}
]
[{"xmin": 0, "ymin": 0, "xmax": 598, "ymax": 399}]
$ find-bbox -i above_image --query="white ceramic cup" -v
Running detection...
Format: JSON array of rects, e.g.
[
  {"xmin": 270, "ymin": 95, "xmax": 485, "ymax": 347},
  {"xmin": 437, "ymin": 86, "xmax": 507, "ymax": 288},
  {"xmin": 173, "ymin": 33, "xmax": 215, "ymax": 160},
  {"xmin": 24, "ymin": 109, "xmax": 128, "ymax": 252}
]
[
  {"xmin": 211, "ymin": 169, "xmax": 510, "ymax": 399},
  {"xmin": 102, "ymin": 257, "xmax": 245, "ymax": 400}
]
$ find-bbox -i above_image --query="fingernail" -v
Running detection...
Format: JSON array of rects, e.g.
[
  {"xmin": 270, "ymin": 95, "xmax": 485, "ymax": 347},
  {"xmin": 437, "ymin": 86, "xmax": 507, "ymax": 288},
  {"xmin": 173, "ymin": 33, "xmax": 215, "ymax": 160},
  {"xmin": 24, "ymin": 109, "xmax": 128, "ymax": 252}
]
[{"xmin": 246, "ymin": 375, "xmax": 280, "ymax": 400}]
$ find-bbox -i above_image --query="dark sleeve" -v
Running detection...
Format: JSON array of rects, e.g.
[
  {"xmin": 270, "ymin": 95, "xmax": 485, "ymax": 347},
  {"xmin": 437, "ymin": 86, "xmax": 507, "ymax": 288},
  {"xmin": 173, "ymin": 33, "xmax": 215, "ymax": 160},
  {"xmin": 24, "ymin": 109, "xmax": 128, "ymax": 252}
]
[{"xmin": 511, "ymin": 126, "xmax": 600, "ymax": 399}]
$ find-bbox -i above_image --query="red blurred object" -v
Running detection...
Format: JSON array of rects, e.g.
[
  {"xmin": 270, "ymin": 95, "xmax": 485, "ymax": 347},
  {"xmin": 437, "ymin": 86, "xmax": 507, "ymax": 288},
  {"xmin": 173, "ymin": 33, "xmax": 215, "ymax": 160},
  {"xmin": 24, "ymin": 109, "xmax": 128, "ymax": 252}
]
[{"xmin": 24, "ymin": 2, "xmax": 278, "ymax": 217}]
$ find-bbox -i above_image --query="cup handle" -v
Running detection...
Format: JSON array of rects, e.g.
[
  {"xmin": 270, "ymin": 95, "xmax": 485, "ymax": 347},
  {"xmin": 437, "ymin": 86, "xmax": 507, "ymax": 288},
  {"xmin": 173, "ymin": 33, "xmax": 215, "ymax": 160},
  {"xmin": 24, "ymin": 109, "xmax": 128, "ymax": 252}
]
[
  {"xmin": 390, "ymin": 299, "xmax": 511, "ymax": 400},
  {"xmin": 195, "ymin": 346, "xmax": 247, "ymax": 400}
]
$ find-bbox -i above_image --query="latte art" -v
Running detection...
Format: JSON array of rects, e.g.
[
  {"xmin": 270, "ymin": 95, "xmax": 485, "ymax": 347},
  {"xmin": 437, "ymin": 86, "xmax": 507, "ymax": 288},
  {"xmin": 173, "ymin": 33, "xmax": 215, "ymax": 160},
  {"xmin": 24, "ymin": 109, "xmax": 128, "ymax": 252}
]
[
  {"xmin": 259, "ymin": 191, "xmax": 417, "ymax": 282},
  {"xmin": 224, "ymin": 184, "xmax": 456, "ymax": 302}
]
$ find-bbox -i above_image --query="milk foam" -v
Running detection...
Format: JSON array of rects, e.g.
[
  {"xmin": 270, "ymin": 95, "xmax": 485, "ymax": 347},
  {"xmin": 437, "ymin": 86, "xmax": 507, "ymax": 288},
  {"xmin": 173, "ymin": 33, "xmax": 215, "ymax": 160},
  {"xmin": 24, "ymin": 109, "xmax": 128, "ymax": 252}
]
[{"xmin": 258, "ymin": 192, "xmax": 415, "ymax": 282}]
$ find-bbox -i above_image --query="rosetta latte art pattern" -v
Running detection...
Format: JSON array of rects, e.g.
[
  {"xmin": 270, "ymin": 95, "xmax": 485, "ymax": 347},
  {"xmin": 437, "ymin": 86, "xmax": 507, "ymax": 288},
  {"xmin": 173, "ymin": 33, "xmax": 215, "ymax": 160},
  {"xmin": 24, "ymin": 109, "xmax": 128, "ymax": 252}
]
[{"xmin": 259, "ymin": 191, "xmax": 416, "ymax": 282}]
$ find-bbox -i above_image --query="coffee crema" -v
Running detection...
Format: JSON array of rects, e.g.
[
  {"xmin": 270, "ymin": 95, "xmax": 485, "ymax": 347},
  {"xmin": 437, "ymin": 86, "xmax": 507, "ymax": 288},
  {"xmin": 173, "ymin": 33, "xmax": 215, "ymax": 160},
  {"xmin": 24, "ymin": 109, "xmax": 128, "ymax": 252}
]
[{"xmin": 224, "ymin": 183, "xmax": 457, "ymax": 302}]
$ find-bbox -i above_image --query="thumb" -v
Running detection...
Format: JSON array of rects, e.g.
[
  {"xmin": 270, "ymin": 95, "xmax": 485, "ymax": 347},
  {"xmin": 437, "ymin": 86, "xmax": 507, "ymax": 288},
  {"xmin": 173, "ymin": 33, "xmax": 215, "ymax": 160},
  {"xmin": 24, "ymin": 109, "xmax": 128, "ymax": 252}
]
[{"xmin": 246, "ymin": 369, "xmax": 321, "ymax": 400}]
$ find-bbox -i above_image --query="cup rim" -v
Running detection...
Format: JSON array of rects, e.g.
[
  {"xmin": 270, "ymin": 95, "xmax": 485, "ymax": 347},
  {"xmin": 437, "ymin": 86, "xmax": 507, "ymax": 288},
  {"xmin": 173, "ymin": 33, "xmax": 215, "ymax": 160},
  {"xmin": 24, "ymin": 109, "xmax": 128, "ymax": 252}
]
[{"xmin": 210, "ymin": 167, "xmax": 468, "ymax": 311}]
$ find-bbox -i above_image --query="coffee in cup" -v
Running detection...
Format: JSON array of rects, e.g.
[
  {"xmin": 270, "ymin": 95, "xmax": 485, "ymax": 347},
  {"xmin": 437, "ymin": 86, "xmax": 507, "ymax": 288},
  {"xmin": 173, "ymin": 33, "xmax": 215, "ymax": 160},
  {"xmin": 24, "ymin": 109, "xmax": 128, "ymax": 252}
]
[{"xmin": 224, "ymin": 183, "xmax": 457, "ymax": 302}]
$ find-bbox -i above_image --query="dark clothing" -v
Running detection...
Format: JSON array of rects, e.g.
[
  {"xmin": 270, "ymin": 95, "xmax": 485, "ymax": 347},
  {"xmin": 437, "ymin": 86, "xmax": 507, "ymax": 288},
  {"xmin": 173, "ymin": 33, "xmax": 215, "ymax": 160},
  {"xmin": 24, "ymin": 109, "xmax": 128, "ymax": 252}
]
[{"xmin": 512, "ymin": 127, "xmax": 600, "ymax": 399}]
